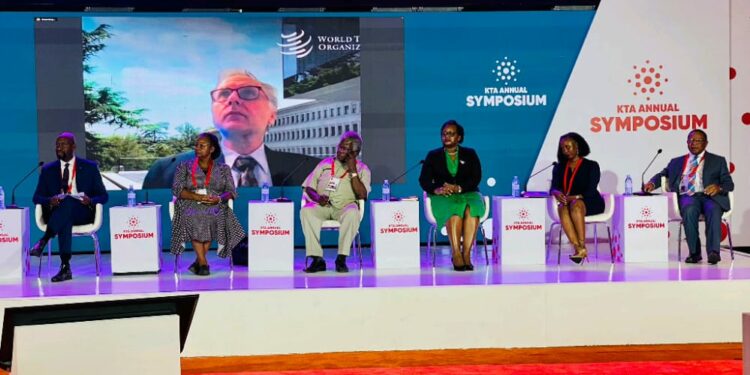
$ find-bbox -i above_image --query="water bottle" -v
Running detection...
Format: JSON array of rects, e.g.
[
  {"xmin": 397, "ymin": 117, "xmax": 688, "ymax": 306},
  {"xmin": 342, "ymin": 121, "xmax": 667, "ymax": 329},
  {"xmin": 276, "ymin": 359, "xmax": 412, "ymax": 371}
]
[
  {"xmin": 511, "ymin": 176, "xmax": 520, "ymax": 197},
  {"xmin": 624, "ymin": 175, "xmax": 633, "ymax": 196},
  {"xmin": 127, "ymin": 185, "xmax": 136, "ymax": 207},
  {"xmin": 382, "ymin": 179, "xmax": 391, "ymax": 201},
  {"xmin": 0, "ymin": 186, "xmax": 5, "ymax": 210},
  {"xmin": 261, "ymin": 182, "xmax": 270, "ymax": 202}
]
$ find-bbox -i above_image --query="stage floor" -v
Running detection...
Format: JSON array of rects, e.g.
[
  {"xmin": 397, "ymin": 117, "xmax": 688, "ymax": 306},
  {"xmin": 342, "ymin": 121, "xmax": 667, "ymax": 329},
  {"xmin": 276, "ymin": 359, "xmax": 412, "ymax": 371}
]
[{"xmin": 1, "ymin": 243, "xmax": 744, "ymax": 299}]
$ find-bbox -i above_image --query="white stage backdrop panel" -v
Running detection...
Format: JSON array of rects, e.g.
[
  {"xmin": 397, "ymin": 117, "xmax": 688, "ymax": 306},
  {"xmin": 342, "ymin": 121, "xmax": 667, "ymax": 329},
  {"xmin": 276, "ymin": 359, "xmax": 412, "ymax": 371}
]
[
  {"xmin": 730, "ymin": 0, "xmax": 750, "ymax": 247},
  {"xmin": 529, "ymin": 0, "xmax": 730, "ymax": 197}
]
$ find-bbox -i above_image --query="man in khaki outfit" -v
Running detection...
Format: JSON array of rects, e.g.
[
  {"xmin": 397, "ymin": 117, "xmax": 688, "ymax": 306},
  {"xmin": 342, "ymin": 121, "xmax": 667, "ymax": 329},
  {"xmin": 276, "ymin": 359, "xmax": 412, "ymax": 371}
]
[{"xmin": 301, "ymin": 131, "xmax": 371, "ymax": 273}]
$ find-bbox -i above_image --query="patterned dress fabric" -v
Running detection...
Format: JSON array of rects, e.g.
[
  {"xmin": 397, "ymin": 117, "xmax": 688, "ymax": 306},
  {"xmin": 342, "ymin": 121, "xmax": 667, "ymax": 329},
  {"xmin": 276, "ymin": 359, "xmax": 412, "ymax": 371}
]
[{"xmin": 170, "ymin": 159, "xmax": 246, "ymax": 257}]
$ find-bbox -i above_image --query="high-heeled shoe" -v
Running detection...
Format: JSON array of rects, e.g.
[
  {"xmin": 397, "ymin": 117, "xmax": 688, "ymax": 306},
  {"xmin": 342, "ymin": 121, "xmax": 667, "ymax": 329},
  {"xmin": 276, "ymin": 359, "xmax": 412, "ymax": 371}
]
[
  {"xmin": 569, "ymin": 246, "xmax": 588, "ymax": 264},
  {"xmin": 452, "ymin": 254, "xmax": 466, "ymax": 271},
  {"xmin": 462, "ymin": 253, "xmax": 474, "ymax": 271}
]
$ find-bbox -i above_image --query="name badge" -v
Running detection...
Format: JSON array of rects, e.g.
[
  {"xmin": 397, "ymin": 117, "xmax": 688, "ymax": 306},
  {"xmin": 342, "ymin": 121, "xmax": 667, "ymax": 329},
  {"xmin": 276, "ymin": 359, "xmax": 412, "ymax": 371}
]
[{"xmin": 326, "ymin": 177, "xmax": 341, "ymax": 192}]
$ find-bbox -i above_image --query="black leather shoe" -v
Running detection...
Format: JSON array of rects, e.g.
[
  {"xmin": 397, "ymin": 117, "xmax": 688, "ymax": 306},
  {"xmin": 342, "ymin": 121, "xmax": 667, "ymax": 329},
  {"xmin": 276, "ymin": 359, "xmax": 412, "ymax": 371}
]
[
  {"xmin": 51, "ymin": 264, "xmax": 72, "ymax": 282},
  {"xmin": 335, "ymin": 255, "xmax": 349, "ymax": 273},
  {"xmin": 303, "ymin": 256, "xmax": 326, "ymax": 273},
  {"xmin": 188, "ymin": 261, "xmax": 199, "ymax": 275},
  {"xmin": 198, "ymin": 264, "xmax": 210, "ymax": 276},
  {"xmin": 685, "ymin": 256, "xmax": 702, "ymax": 264},
  {"xmin": 29, "ymin": 237, "xmax": 49, "ymax": 257},
  {"xmin": 708, "ymin": 252, "xmax": 721, "ymax": 265}
]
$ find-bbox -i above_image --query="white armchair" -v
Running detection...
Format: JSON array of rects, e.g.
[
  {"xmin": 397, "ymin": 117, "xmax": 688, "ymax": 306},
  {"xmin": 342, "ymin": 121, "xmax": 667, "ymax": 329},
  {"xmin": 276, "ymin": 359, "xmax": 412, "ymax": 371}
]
[{"xmin": 32, "ymin": 203, "xmax": 104, "ymax": 277}]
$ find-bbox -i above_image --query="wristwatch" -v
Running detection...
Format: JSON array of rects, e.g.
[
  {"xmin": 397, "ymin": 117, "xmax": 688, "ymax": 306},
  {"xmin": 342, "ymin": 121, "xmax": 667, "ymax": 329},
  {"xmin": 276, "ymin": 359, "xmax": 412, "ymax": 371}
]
[{"xmin": 350, "ymin": 172, "xmax": 358, "ymax": 178}]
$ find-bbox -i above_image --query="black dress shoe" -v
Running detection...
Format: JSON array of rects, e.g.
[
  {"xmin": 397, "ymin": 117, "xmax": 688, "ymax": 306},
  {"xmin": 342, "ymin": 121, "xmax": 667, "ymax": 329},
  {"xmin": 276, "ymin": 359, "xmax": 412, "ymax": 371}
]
[
  {"xmin": 29, "ymin": 237, "xmax": 49, "ymax": 257},
  {"xmin": 452, "ymin": 264, "xmax": 466, "ymax": 271},
  {"xmin": 708, "ymin": 252, "xmax": 721, "ymax": 265},
  {"xmin": 464, "ymin": 263, "xmax": 474, "ymax": 271},
  {"xmin": 51, "ymin": 264, "xmax": 72, "ymax": 282},
  {"xmin": 685, "ymin": 256, "xmax": 702, "ymax": 264},
  {"xmin": 303, "ymin": 256, "xmax": 326, "ymax": 273},
  {"xmin": 335, "ymin": 255, "xmax": 349, "ymax": 273},
  {"xmin": 198, "ymin": 264, "xmax": 210, "ymax": 276}
]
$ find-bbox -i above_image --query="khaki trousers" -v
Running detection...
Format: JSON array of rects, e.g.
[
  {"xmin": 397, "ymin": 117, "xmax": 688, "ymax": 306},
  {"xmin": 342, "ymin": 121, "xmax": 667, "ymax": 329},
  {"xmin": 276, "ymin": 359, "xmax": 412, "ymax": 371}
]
[{"xmin": 301, "ymin": 202, "xmax": 360, "ymax": 257}]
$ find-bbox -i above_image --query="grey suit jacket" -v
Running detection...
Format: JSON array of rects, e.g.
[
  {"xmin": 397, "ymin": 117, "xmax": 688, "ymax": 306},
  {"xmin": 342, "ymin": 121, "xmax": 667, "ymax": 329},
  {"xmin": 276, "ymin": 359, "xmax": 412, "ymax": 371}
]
[{"xmin": 648, "ymin": 151, "xmax": 734, "ymax": 211}]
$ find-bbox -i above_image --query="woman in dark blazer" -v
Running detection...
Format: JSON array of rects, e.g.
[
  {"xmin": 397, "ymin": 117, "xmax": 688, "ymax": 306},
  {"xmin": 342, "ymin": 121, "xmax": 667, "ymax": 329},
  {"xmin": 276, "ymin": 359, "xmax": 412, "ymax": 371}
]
[
  {"xmin": 419, "ymin": 120, "xmax": 484, "ymax": 271},
  {"xmin": 550, "ymin": 132, "xmax": 605, "ymax": 264}
]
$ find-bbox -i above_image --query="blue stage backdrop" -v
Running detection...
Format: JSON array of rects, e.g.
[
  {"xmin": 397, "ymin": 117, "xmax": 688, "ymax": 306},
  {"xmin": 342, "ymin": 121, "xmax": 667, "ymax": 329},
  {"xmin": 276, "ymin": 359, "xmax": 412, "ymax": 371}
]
[{"xmin": 0, "ymin": 10, "xmax": 594, "ymax": 252}]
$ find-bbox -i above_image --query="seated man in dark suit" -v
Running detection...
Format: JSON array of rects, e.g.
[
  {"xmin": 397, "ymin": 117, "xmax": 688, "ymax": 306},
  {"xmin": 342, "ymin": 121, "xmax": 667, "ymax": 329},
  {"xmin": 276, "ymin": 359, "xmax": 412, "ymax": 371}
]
[
  {"xmin": 644, "ymin": 129, "xmax": 734, "ymax": 264},
  {"xmin": 143, "ymin": 69, "xmax": 318, "ymax": 189},
  {"xmin": 30, "ymin": 132, "xmax": 109, "ymax": 282}
]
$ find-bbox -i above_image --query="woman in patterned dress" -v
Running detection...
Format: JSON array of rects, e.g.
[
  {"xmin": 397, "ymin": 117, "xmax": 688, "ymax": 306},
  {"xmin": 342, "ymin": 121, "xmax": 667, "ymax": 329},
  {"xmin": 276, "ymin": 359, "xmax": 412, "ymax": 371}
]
[{"xmin": 170, "ymin": 132, "xmax": 245, "ymax": 275}]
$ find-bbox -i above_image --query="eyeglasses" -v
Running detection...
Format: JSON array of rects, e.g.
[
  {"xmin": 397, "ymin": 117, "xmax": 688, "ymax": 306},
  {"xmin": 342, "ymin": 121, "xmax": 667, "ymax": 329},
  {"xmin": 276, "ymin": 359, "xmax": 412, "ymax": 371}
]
[{"xmin": 210, "ymin": 85, "xmax": 264, "ymax": 103}]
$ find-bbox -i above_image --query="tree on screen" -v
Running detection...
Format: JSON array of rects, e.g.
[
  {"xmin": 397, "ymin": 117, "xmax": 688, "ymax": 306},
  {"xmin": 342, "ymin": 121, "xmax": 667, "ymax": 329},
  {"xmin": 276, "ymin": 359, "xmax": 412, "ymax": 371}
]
[{"xmin": 82, "ymin": 23, "xmax": 205, "ymax": 171}]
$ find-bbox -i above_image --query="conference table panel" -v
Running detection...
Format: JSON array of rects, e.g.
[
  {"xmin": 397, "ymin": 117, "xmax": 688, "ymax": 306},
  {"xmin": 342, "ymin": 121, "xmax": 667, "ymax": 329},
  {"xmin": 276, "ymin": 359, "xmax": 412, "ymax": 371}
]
[{"xmin": 0, "ymin": 208, "xmax": 29, "ymax": 281}]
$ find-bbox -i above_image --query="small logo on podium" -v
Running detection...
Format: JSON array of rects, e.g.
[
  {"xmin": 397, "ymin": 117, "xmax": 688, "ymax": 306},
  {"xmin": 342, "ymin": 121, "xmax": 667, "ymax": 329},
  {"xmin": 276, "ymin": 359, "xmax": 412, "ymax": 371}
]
[
  {"xmin": 265, "ymin": 213, "xmax": 278, "ymax": 225},
  {"xmin": 128, "ymin": 216, "xmax": 139, "ymax": 228}
]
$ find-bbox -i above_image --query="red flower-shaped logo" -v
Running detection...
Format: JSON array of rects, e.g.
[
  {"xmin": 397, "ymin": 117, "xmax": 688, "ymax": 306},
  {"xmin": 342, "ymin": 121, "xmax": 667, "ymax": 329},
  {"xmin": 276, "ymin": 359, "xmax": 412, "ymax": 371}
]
[
  {"xmin": 393, "ymin": 210, "xmax": 405, "ymax": 223},
  {"xmin": 518, "ymin": 208, "xmax": 529, "ymax": 220},
  {"xmin": 641, "ymin": 206, "xmax": 652, "ymax": 218},
  {"xmin": 628, "ymin": 60, "xmax": 667, "ymax": 101},
  {"xmin": 128, "ymin": 216, "xmax": 139, "ymax": 228},
  {"xmin": 265, "ymin": 213, "xmax": 278, "ymax": 225}
]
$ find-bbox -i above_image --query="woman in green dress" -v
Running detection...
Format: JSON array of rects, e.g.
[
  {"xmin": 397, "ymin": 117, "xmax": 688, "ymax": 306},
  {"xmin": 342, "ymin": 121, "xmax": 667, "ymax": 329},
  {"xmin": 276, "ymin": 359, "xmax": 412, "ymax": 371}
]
[{"xmin": 419, "ymin": 120, "xmax": 485, "ymax": 271}]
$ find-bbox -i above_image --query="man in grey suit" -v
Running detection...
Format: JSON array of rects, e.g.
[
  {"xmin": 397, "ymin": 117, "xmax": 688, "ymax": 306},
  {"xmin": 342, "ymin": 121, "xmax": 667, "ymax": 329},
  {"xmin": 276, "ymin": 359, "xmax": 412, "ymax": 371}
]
[
  {"xmin": 644, "ymin": 130, "xmax": 734, "ymax": 264},
  {"xmin": 143, "ymin": 69, "xmax": 318, "ymax": 189}
]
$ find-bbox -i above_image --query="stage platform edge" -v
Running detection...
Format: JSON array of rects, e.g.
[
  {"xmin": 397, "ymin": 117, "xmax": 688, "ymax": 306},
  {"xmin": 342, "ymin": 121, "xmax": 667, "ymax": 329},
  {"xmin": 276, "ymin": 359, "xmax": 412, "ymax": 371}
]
[{"xmin": 0, "ymin": 278, "xmax": 747, "ymax": 357}]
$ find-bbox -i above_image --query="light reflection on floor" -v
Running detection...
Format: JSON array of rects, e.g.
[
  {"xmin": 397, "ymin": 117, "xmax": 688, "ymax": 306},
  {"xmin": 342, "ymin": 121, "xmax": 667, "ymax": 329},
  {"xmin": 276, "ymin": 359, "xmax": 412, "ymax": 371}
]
[{"xmin": 0, "ymin": 244, "xmax": 743, "ymax": 299}]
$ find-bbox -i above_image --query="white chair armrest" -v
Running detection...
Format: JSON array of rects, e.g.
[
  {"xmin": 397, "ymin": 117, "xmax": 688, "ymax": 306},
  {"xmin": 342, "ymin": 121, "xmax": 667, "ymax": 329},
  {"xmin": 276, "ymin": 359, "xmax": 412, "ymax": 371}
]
[
  {"xmin": 89, "ymin": 203, "xmax": 104, "ymax": 232},
  {"xmin": 34, "ymin": 204, "xmax": 46, "ymax": 231},
  {"xmin": 479, "ymin": 195, "xmax": 490, "ymax": 223},
  {"xmin": 422, "ymin": 191, "xmax": 437, "ymax": 225}
]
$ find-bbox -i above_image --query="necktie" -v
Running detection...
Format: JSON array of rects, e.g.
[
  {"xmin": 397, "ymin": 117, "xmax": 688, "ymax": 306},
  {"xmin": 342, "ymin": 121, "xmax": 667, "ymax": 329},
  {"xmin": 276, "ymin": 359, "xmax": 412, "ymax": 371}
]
[
  {"xmin": 686, "ymin": 156, "xmax": 699, "ymax": 195},
  {"xmin": 233, "ymin": 156, "xmax": 259, "ymax": 187},
  {"xmin": 62, "ymin": 162, "xmax": 70, "ymax": 194}
]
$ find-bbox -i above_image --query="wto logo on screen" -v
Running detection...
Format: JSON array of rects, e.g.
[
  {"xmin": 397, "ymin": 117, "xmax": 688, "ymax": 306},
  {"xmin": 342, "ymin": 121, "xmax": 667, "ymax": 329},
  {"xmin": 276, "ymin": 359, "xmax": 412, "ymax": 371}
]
[
  {"xmin": 278, "ymin": 30, "xmax": 314, "ymax": 59},
  {"xmin": 466, "ymin": 56, "xmax": 547, "ymax": 108},
  {"xmin": 278, "ymin": 28, "xmax": 360, "ymax": 59}
]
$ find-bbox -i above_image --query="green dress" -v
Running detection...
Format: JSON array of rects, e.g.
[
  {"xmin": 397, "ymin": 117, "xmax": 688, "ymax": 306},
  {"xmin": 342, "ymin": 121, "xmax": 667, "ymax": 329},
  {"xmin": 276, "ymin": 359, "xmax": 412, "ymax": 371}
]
[{"xmin": 429, "ymin": 150, "xmax": 485, "ymax": 226}]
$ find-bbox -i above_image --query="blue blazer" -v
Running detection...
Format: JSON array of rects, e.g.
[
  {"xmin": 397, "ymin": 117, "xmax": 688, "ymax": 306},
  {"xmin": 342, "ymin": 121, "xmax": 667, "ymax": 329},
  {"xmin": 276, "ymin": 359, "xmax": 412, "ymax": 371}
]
[
  {"xmin": 32, "ymin": 157, "xmax": 109, "ymax": 220},
  {"xmin": 648, "ymin": 151, "xmax": 734, "ymax": 211}
]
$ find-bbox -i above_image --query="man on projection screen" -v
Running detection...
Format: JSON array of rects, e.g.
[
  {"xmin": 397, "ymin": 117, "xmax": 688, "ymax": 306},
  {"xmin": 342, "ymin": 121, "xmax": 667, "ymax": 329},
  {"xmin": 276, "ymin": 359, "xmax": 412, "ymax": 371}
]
[{"xmin": 143, "ymin": 70, "xmax": 318, "ymax": 189}]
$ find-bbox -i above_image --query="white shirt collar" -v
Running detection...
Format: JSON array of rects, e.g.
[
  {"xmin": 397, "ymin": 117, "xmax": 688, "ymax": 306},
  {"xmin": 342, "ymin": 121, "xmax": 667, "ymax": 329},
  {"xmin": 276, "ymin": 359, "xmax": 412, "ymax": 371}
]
[
  {"xmin": 223, "ymin": 144, "xmax": 272, "ymax": 186},
  {"xmin": 691, "ymin": 150, "xmax": 706, "ymax": 162},
  {"xmin": 60, "ymin": 156, "xmax": 76, "ymax": 170}
]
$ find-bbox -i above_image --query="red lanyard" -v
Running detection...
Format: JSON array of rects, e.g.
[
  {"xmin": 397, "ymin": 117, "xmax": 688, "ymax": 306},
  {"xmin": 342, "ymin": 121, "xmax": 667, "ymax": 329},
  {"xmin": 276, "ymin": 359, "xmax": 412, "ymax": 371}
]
[
  {"xmin": 62, "ymin": 159, "xmax": 77, "ymax": 194},
  {"xmin": 191, "ymin": 159, "xmax": 213, "ymax": 189},
  {"xmin": 331, "ymin": 159, "xmax": 349, "ymax": 179},
  {"xmin": 562, "ymin": 158, "xmax": 583, "ymax": 196},
  {"xmin": 681, "ymin": 154, "xmax": 705, "ymax": 175}
]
